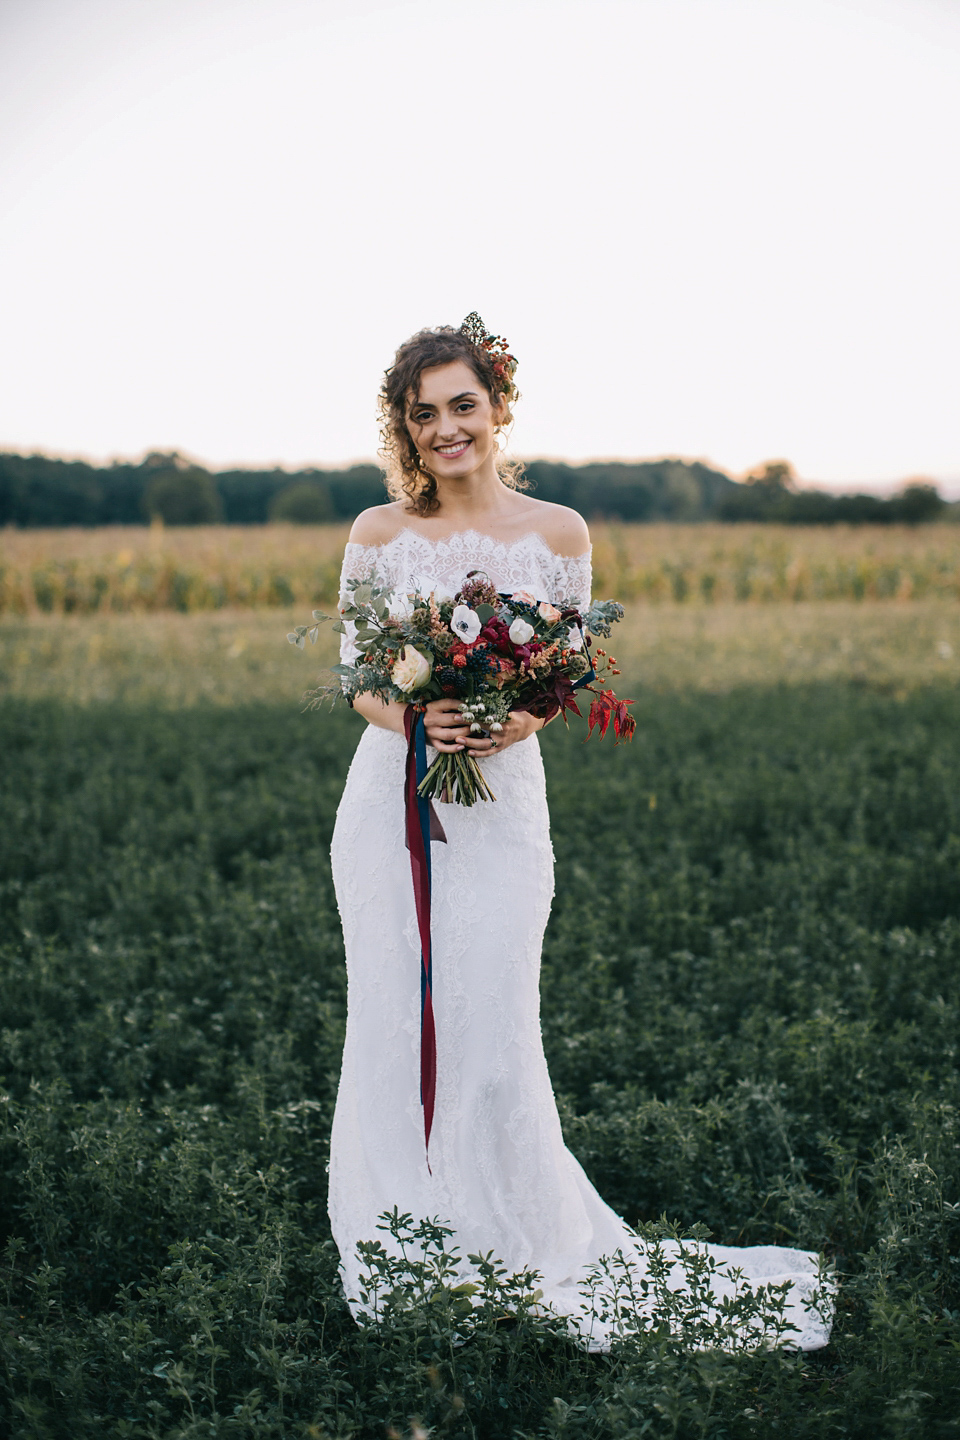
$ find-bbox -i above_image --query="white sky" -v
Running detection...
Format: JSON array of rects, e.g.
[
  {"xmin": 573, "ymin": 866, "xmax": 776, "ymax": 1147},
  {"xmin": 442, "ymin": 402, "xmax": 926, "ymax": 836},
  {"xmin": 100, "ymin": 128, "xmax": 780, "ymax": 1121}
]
[{"xmin": 0, "ymin": 0, "xmax": 958, "ymax": 491}]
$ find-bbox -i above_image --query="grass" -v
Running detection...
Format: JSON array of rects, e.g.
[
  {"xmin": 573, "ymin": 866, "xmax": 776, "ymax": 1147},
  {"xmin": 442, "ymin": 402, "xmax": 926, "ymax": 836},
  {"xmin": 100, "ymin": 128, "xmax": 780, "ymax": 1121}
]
[
  {"xmin": 3, "ymin": 521, "xmax": 960, "ymax": 615},
  {"xmin": 1, "ymin": 600, "xmax": 959, "ymax": 707},
  {"xmin": 1, "ymin": 590, "xmax": 959, "ymax": 1436}
]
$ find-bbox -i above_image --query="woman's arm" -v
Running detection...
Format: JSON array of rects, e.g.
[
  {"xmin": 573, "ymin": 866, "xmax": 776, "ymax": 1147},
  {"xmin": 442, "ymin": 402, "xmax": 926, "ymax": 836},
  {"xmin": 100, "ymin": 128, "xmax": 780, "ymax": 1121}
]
[{"xmin": 351, "ymin": 692, "xmax": 407, "ymax": 735}]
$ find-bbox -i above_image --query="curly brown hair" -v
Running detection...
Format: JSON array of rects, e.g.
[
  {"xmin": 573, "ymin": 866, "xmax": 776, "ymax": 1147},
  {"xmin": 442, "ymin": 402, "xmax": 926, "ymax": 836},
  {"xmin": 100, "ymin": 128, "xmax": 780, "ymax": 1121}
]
[{"xmin": 378, "ymin": 324, "xmax": 525, "ymax": 516}]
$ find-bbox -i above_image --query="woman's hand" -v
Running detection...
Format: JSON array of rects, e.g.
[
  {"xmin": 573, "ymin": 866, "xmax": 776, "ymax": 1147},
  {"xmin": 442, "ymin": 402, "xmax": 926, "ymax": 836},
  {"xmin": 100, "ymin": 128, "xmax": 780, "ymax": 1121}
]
[
  {"xmin": 421, "ymin": 698, "xmax": 471, "ymax": 752},
  {"xmin": 422, "ymin": 698, "xmax": 543, "ymax": 755}
]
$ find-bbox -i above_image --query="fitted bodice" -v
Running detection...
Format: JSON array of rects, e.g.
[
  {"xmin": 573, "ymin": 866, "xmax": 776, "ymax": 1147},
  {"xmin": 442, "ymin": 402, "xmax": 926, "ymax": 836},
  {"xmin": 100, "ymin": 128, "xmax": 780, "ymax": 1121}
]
[
  {"xmin": 338, "ymin": 528, "xmax": 592, "ymax": 664},
  {"xmin": 339, "ymin": 528, "xmax": 592, "ymax": 604}
]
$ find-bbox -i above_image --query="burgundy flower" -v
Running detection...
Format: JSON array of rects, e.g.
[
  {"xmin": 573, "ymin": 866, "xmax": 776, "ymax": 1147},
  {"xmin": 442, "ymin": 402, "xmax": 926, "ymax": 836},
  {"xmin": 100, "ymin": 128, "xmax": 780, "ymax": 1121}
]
[{"xmin": 480, "ymin": 617, "xmax": 511, "ymax": 648}]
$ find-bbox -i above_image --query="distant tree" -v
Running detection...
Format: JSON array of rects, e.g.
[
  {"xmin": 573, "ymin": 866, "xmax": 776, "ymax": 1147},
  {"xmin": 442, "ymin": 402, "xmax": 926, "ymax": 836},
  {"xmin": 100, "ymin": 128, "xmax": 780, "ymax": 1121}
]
[
  {"xmin": 142, "ymin": 466, "xmax": 222, "ymax": 524},
  {"xmin": 523, "ymin": 458, "xmax": 737, "ymax": 521},
  {"xmin": 326, "ymin": 464, "xmax": 390, "ymax": 518},
  {"xmin": 746, "ymin": 460, "xmax": 797, "ymax": 494},
  {"xmin": 778, "ymin": 489, "xmax": 840, "ymax": 524},
  {"xmin": 892, "ymin": 482, "xmax": 944, "ymax": 525},
  {"xmin": 2, "ymin": 448, "xmax": 945, "ymax": 529},
  {"xmin": 713, "ymin": 460, "xmax": 794, "ymax": 521},
  {"xmin": 717, "ymin": 465, "xmax": 947, "ymax": 527},
  {"xmin": 268, "ymin": 479, "xmax": 334, "ymax": 523},
  {"xmin": 831, "ymin": 493, "xmax": 889, "ymax": 524}
]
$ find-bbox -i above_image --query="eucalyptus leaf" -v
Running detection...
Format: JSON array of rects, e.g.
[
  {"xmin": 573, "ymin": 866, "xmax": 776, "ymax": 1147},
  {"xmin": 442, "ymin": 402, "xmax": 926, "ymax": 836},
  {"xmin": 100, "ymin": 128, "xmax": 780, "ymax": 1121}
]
[{"xmin": 475, "ymin": 604, "xmax": 495, "ymax": 623}]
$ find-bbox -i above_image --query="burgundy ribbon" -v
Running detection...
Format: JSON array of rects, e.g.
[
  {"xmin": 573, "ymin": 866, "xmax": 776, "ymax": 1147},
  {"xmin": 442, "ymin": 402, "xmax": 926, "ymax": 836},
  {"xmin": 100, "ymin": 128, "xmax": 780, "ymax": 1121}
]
[{"xmin": 403, "ymin": 705, "xmax": 445, "ymax": 1165}]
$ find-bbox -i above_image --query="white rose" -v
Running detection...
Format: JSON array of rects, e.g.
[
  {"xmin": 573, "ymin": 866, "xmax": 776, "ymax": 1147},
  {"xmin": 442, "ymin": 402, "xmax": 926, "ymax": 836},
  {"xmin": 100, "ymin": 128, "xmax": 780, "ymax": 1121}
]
[
  {"xmin": 392, "ymin": 645, "xmax": 432, "ymax": 692},
  {"xmin": 508, "ymin": 617, "xmax": 535, "ymax": 645},
  {"xmin": 451, "ymin": 605, "xmax": 481, "ymax": 643},
  {"xmin": 567, "ymin": 625, "xmax": 584, "ymax": 651}
]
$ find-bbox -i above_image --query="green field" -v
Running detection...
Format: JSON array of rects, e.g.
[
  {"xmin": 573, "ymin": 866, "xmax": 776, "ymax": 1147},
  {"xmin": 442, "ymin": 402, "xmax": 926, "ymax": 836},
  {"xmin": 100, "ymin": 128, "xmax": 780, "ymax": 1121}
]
[{"xmin": 1, "ymin": 607, "xmax": 959, "ymax": 1437}]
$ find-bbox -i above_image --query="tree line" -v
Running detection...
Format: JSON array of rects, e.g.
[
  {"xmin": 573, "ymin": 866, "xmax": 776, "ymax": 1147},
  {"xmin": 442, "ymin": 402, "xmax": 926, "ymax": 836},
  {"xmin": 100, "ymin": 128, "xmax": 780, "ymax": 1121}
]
[{"xmin": 0, "ymin": 450, "xmax": 951, "ymax": 527}]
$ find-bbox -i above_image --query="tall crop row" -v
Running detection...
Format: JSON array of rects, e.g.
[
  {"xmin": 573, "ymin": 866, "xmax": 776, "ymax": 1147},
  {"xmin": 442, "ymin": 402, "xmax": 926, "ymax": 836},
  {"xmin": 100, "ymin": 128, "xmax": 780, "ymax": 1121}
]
[{"xmin": 2, "ymin": 521, "xmax": 960, "ymax": 614}]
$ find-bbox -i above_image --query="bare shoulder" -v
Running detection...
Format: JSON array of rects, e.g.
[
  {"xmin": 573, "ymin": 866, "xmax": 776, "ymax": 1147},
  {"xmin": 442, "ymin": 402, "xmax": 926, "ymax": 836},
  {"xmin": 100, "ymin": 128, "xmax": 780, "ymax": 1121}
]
[
  {"xmin": 522, "ymin": 500, "xmax": 590, "ymax": 556},
  {"xmin": 347, "ymin": 502, "xmax": 410, "ymax": 546}
]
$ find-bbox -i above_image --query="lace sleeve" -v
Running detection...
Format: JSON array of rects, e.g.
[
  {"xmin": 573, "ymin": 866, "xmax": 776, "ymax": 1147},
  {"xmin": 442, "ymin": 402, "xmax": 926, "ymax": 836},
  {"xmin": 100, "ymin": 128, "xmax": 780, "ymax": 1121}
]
[
  {"xmin": 552, "ymin": 549, "xmax": 592, "ymax": 609},
  {"xmin": 338, "ymin": 541, "xmax": 383, "ymax": 664}
]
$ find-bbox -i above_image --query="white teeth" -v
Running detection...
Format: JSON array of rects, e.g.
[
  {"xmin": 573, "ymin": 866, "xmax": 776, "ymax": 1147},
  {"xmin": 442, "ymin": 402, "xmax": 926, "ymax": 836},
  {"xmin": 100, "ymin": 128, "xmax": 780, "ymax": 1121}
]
[{"xmin": 437, "ymin": 442, "xmax": 469, "ymax": 454}]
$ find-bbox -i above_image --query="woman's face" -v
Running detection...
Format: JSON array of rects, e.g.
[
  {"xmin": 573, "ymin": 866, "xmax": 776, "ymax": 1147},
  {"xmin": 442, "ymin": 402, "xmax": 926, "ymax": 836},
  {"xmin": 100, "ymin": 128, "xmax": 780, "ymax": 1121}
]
[{"xmin": 405, "ymin": 359, "xmax": 504, "ymax": 485}]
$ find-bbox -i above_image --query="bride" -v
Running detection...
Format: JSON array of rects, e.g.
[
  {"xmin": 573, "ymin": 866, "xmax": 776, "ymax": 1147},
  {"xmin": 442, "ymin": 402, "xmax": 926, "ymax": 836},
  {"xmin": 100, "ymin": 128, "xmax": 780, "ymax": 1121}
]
[{"xmin": 327, "ymin": 315, "xmax": 832, "ymax": 1351}]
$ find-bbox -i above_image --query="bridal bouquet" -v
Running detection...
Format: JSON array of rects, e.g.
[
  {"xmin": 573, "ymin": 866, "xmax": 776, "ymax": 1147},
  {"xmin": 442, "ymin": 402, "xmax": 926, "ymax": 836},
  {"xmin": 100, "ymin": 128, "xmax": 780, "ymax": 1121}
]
[{"xmin": 289, "ymin": 570, "xmax": 635, "ymax": 805}]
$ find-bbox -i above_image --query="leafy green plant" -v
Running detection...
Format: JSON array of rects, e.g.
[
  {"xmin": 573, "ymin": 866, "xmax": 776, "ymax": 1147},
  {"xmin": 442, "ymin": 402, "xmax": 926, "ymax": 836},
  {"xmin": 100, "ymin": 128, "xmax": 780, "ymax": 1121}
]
[{"xmin": 1, "ymin": 684, "xmax": 959, "ymax": 1435}]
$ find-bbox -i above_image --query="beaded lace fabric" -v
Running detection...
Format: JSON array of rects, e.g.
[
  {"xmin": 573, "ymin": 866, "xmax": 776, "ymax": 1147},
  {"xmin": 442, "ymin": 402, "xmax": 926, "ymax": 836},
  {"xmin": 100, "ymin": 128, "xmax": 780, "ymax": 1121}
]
[{"xmin": 328, "ymin": 529, "xmax": 832, "ymax": 1350}]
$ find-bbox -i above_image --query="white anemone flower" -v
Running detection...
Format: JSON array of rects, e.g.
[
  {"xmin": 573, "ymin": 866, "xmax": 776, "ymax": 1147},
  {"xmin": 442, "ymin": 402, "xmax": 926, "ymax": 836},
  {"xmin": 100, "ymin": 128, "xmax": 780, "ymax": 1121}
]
[{"xmin": 451, "ymin": 605, "xmax": 482, "ymax": 644}]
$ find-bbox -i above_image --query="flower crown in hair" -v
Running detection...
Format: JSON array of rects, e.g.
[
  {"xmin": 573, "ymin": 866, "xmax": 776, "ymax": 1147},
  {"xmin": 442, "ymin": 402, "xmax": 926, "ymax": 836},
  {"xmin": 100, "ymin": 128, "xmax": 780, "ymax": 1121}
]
[{"xmin": 459, "ymin": 312, "xmax": 518, "ymax": 399}]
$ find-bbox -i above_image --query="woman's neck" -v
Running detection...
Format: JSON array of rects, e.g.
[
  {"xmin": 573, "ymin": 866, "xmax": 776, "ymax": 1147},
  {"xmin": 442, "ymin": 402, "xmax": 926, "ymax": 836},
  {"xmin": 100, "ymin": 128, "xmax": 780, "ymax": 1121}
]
[{"xmin": 423, "ymin": 474, "xmax": 525, "ymax": 530}]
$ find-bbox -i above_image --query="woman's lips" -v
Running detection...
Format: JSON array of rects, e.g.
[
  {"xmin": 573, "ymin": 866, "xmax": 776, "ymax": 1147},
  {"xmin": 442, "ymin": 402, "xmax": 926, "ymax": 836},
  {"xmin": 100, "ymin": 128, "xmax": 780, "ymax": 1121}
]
[{"xmin": 434, "ymin": 440, "xmax": 471, "ymax": 458}]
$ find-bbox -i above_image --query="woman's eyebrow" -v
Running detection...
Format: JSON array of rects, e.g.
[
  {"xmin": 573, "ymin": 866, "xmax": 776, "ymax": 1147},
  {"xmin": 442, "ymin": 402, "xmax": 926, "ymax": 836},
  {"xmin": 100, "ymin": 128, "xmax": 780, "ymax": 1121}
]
[{"xmin": 410, "ymin": 390, "xmax": 478, "ymax": 412}]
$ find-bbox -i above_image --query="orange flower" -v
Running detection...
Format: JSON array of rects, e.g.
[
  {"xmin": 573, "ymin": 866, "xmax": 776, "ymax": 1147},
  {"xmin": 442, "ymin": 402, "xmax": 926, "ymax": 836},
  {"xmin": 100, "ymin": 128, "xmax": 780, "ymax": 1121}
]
[{"xmin": 491, "ymin": 656, "xmax": 517, "ymax": 689}]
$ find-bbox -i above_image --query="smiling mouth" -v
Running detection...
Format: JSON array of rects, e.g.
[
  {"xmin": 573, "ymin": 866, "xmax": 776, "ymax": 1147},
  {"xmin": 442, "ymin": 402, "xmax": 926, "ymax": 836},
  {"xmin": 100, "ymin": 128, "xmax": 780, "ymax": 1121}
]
[{"xmin": 434, "ymin": 440, "xmax": 471, "ymax": 457}]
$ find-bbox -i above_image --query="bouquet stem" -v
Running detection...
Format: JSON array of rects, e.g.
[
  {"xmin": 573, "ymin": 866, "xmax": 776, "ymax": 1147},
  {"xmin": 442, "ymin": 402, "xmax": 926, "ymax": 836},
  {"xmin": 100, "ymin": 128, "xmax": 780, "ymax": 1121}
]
[{"xmin": 417, "ymin": 750, "xmax": 497, "ymax": 806}]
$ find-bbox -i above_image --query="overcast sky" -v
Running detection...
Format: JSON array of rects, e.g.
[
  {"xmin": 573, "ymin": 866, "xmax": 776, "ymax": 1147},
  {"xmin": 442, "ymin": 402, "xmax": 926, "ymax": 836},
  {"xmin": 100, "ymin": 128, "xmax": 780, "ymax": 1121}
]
[{"xmin": 1, "ymin": 0, "xmax": 958, "ymax": 491}]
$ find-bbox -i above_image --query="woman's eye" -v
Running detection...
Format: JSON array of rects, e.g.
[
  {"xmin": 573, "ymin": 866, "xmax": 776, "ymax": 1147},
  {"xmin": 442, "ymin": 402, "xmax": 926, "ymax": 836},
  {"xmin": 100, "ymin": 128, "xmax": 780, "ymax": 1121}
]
[
  {"xmin": 412, "ymin": 412, "xmax": 432, "ymax": 424},
  {"xmin": 456, "ymin": 402, "xmax": 474, "ymax": 413}
]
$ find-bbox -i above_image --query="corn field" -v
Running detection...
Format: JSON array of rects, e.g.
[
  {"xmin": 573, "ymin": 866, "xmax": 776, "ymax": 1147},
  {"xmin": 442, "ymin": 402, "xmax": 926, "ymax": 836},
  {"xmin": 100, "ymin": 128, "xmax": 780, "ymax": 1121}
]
[{"xmin": 2, "ymin": 520, "xmax": 960, "ymax": 616}]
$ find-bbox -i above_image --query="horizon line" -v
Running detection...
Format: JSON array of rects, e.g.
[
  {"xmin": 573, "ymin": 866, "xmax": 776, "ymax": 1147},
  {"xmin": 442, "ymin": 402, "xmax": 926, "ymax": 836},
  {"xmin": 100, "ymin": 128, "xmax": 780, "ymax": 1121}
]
[{"xmin": 2, "ymin": 444, "xmax": 957, "ymax": 498}]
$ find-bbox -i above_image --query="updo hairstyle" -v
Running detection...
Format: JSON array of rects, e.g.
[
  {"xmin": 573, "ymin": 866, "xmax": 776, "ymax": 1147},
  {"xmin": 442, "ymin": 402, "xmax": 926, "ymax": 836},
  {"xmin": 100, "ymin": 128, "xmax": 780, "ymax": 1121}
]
[{"xmin": 379, "ymin": 322, "xmax": 525, "ymax": 516}]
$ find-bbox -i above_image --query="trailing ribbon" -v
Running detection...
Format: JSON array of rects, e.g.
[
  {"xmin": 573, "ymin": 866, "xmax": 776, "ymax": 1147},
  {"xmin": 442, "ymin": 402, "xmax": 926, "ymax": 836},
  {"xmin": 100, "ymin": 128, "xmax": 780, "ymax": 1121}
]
[{"xmin": 403, "ymin": 705, "xmax": 445, "ymax": 1165}]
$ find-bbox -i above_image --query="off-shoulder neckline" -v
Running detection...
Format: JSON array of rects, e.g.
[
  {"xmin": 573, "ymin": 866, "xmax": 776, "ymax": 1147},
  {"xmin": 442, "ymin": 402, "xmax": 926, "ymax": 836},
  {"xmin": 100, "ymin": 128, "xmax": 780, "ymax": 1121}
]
[{"xmin": 343, "ymin": 526, "xmax": 592, "ymax": 562}]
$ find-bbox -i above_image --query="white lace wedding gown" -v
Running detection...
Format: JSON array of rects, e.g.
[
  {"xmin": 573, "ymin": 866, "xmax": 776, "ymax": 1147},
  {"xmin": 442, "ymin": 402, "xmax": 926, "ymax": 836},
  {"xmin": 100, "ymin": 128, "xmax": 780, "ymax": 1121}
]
[{"xmin": 328, "ymin": 529, "xmax": 831, "ymax": 1351}]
